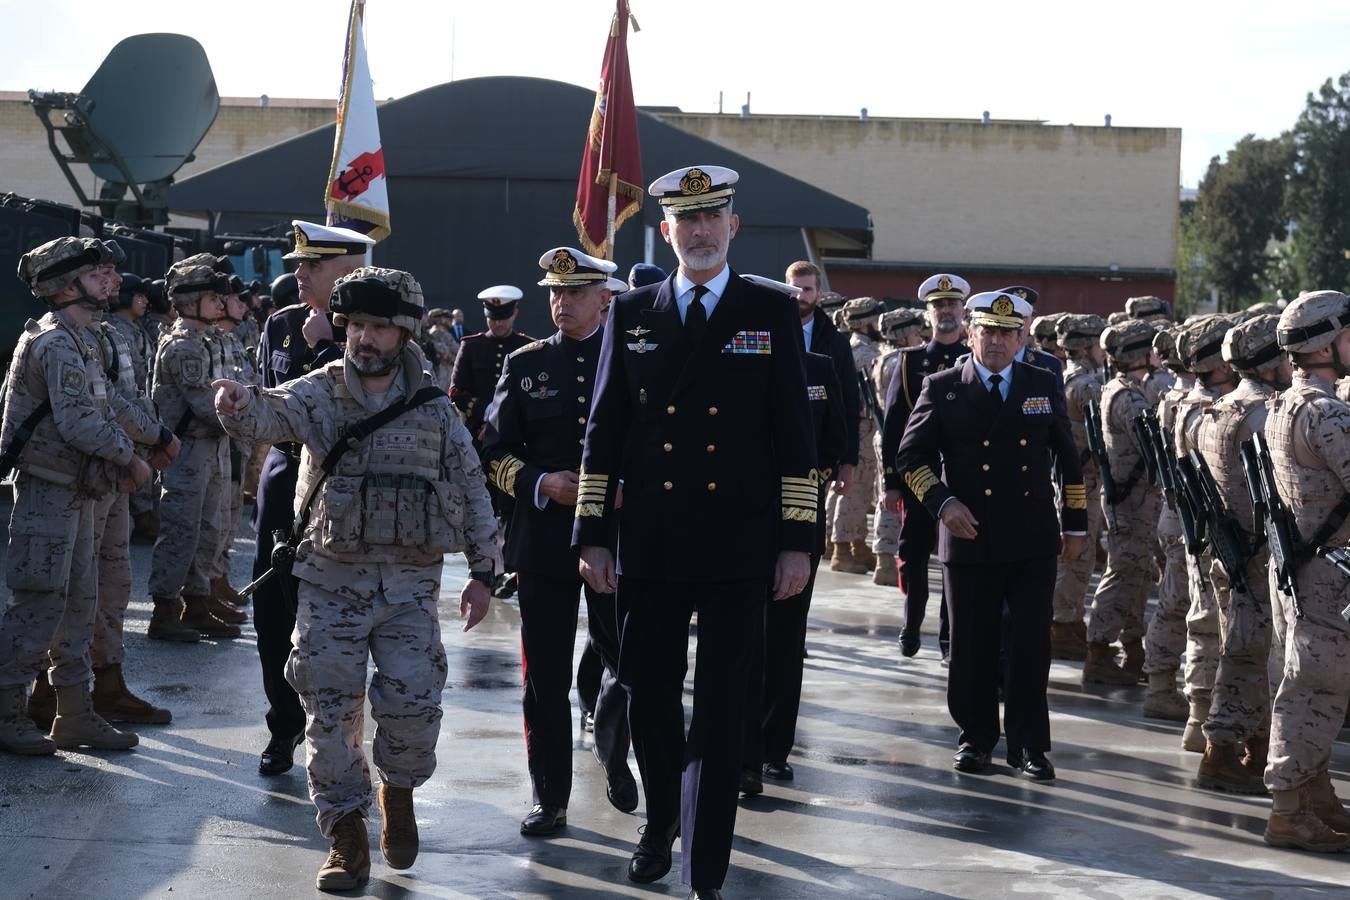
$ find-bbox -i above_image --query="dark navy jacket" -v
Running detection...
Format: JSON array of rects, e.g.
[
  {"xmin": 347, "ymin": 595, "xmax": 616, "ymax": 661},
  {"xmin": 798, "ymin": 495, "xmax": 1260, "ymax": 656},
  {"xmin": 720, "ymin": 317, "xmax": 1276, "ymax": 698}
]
[
  {"xmin": 805, "ymin": 350, "xmax": 847, "ymax": 549},
  {"xmin": 881, "ymin": 338, "xmax": 968, "ymax": 491},
  {"xmin": 449, "ymin": 330, "xmax": 535, "ymax": 437},
  {"xmin": 805, "ymin": 307, "xmax": 860, "ymax": 466}
]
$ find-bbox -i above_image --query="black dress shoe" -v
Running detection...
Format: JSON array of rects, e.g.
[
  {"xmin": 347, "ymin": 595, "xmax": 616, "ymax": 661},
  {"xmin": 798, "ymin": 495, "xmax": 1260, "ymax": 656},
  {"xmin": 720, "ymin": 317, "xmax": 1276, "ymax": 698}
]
[
  {"xmin": 763, "ymin": 761, "xmax": 794, "ymax": 782},
  {"xmin": 1008, "ymin": 749, "xmax": 1055, "ymax": 782},
  {"xmin": 898, "ymin": 631, "xmax": 920, "ymax": 658},
  {"xmin": 492, "ymin": 572, "xmax": 519, "ymax": 599},
  {"xmin": 689, "ymin": 890, "xmax": 724, "ymax": 899},
  {"xmin": 258, "ymin": 730, "xmax": 304, "ymax": 776},
  {"xmin": 739, "ymin": 767, "xmax": 763, "ymax": 796},
  {"xmin": 581, "ymin": 710, "xmax": 595, "ymax": 733},
  {"xmin": 628, "ymin": 822, "xmax": 678, "ymax": 883},
  {"xmin": 607, "ymin": 769, "xmax": 639, "ymax": 813},
  {"xmin": 519, "ymin": 804, "xmax": 567, "ymax": 836},
  {"xmin": 952, "ymin": 745, "xmax": 993, "ymax": 774}
]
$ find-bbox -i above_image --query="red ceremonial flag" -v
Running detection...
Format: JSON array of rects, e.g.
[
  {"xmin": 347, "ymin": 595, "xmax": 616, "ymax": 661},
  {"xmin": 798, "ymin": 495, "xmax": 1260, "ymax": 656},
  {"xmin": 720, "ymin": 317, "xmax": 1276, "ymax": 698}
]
[{"xmin": 573, "ymin": 0, "xmax": 643, "ymax": 260}]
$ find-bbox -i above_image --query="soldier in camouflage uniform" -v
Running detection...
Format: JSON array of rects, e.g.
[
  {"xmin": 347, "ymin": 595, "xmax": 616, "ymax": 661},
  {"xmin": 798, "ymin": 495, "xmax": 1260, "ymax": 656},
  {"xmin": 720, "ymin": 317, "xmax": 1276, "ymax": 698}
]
[
  {"xmin": 1259, "ymin": 291, "xmax": 1350, "ymax": 852},
  {"xmin": 215, "ymin": 266, "xmax": 497, "ymax": 889},
  {"xmin": 1032, "ymin": 312, "xmax": 1068, "ymax": 364},
  {"xmin": 1194, "ymin": 314, "xmax": 1290, "ymax": 794},
  {"xmin": 1139, "ymin": 326, "xmax": 1192, "ymax": 720},
  {"xmin": 1173, "ymin": 316, "xmax": 1237, "ymax": 751},
  {"xmin": 109, "ymin": 274, "xmax": 161, "ymax": 539},
  {"xmin": 869, "ymin": 307, "xmax": 924, "ymax": 585},
  {"xmin": 1050, "ymin": 314, "xmax": 1108, "ymax": 660},
  {"xmin": 830, "ymin": 296, "xmax": 884, "ymax": 574},
  {"xmin": 1083, "ymin": 319, "xmax": 1159, "ymax": 685},
  {"xmin": 147, "ymin": 263, "xmax": 240, "ymax": 640},
  {"xmin": 422, "ymin": 308, "xmax": 460, "ymax": 392},
  {"xmin": 0, "ymin": 238, "xmax": 176, "ymax": 756}
]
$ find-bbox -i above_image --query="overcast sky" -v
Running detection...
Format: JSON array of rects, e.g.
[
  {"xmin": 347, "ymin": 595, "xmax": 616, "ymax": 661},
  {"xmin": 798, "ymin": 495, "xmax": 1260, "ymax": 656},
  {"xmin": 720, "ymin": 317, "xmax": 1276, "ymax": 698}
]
[{"xmin": 4, "ymin": 0, "xmax": 1348, "ymax": 187}]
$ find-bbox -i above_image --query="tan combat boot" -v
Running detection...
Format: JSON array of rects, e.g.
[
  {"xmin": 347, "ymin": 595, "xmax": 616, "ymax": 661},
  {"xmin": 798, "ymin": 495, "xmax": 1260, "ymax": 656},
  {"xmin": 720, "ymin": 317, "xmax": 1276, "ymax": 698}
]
[
  {"xmin": 25, "ymin": 671, "xmax": 56, "ymax": 732},
  {"xmin": 205, "ymin": 589, "xmax": 248, "ymax": 626},
  {"xmin": 1141, "ymin": 670, "xmax": 1188, "ymax": 721},
  {"xmin": 1050, "ymin": 621, "xmax": 1087, "ymax": 661},
  {"xmin": 830, "ymin": 542, "xmax": 869, "ymax": 575},
  {"xmin": 377, "ymin": 782, "xmax": 419, "ymax": 870},
  {"xmin": 1197, "ymin": 741, "xmax": 1267, "ymax": 794},
  {"xmin": 147, "ymin": 596, "xmax": 201, "ymax": 643},
  {"xmin": 50, "ymin": 682, "xmax": 138, "ymax": 751},
  {"xmin": 92, "ymin": 665, "xmax": 172, "ymax": 725},
  {"xmin": 1242, "ymin": 734, "xmax": 1269, "ymax": 780},
  {"xmin": 1182, "ymin": 692, "xmax": 1211, "ymax": 753},
  {"xmin": 181, "ymin": 595, "xmax": 242, "ymax": 639},
  {"xmin": 0, "ymin": 685, "xmax": 56, "ymax": 756},
  {"xmin": 1265, "ymin": 786, "xmax": 1350, "ymax": 853},
  {"xmin": 1082, "ymin": 642, "xmax": 1136, "ymax": 686},
  {"xmin": 316, "ymin": 811, "xmax": 371, "ymax": 891},
  {"xmin": 851, "ymin": 541, "xmax": 876, "ymax": 571},
  {"xmin": 212, "ymin": 575, "xmax": 248, "ymax": 609},
  {"xmin": 872, "ymin": 553, "xmax": 898, "ymax": 586},
  {"xmin": 1308, "ymin": 774, "xmax": 1350, "ymax": 833},
  {"xmin": 1120, "ymin": 637, "xmax": 1146, "ymax": 684}
]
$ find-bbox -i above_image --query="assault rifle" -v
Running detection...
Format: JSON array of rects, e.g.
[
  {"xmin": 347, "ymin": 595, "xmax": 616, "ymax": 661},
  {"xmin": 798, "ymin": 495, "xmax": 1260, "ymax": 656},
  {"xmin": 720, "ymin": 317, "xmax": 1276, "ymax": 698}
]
[
  {"xmin": 1141, "ymin": 411, "xmax": 1204, "ymax": 554},
  {"xmin": 858, "ymin": 371, "xmax": 885, "ymax": 432},
  {"xmin": 1249, "ymin": 433, "xmax": 1304, "ymax": 619},
  {"xmin": 1131, "ymin": 413, "xmax": 1160, "ymax": 486},
  {"xmin": 1185, "ymin": 448, "xmax": 1253, "ymax": 595},
  {"xmin": 1237, "ymin": 439, "xmax": 1267, "ymax": 546},
  {"xmin": 1083, "ymin": 398, "xmax": 1118, "ymax": 531}
]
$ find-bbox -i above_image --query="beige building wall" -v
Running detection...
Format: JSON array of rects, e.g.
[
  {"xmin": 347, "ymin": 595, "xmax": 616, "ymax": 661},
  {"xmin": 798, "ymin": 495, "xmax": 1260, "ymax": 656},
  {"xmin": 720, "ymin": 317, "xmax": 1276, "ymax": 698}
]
[
  {"xmin": 653, "ymin": 113, "xmax": 1181, "ymax": 272},
  {"xmin": 1, "ymin": 92, "xmax": 334, "ymax": 217}
]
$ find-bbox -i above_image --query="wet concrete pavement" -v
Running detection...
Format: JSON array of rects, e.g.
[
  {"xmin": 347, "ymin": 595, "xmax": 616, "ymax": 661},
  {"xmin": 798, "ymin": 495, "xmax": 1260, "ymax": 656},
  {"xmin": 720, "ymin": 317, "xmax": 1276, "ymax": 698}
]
[{"xmin": 1, "ymin": 519, "xmax": 1347, "ymax": 899}]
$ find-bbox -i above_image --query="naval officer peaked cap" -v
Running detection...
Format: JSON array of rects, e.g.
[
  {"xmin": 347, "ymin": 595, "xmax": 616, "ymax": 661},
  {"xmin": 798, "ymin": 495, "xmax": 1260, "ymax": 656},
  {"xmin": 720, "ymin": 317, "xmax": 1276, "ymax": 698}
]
[
  {"xmin": 282, "ymin": 220, "xmax": 376, "ymax": 261},
  {"xmin": 965, "ymin": 291, "xmax": 1034, "ymax": 330},
  {"xmin": 537, "ymin": 247, "xmax": 626, "ymax": 293},
  {"xmin": 649, "ymin": 165, "xmax": 738, "ymax": 212},
  {"xmin": 918, "ymin": 273, "xmax": 971, "ymax": 303}
]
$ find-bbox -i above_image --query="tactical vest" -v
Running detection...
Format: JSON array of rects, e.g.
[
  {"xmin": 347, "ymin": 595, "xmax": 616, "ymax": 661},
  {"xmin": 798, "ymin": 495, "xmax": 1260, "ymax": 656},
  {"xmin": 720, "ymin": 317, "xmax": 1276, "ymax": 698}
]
[
  {"xmin": 1266, "ymin": 379, "xmax": 1350, "ymax": 550},
  {"xmin": 151, "ymin": 323, "xmax": 225, "ymax": 438},
  {"xmin": 1198, "ymin": 381, "xmax": 1273, "ymax": 537},
  {"xmin": 93, "ymin": 319, "xmax": 139, "ymax": 401},
  {"xmin": 1101, "ymin": 375, "xmax": 1148, "ymax": 488},
  {"xmin": 297, "ymin": 360, "xmax": 467, "ymax": 562},
  {"xmin": 1174, "ymin": 386, "xmax": 1218, "ymax": 457},
  {"xmin": 1064, "ymin": 361, "xmax": 1104, "ymax": 459},
  {"xmin": 0, "ymin": 314, "xmax": 117, "ymax": 492}
]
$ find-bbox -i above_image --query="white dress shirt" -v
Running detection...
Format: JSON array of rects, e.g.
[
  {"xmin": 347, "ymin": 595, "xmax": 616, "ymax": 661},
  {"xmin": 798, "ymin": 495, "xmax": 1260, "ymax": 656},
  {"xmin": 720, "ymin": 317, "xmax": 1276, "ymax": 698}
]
[{"xmin": 674, "ymin": 265, "xmax": 731, "ymax": 324}]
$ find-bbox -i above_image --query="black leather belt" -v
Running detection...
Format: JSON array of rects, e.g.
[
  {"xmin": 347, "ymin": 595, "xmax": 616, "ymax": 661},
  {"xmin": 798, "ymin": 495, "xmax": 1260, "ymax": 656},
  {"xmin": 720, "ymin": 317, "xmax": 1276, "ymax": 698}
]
[{"xmin": 277, "ymin": 442, "xmax": 303, "ymax": 460}]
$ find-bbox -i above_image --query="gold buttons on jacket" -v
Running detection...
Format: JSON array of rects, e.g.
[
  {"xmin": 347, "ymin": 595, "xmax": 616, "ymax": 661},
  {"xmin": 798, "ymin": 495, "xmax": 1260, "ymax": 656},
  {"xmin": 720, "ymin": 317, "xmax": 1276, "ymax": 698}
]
[
  {"xmin": 707, "ymin": 482, "xmax": 717, "ymax": 491},
  {"xmin": 577, "ymin": 395, "xmax": 587, "ymax": 404},
  {"xmin": 982, "ymin": 440, "xmax": 990, "ymax": 447},
  {"xmin": 708, "ymin": 406, "xmax": 718, "ymax": 415},
  {"xmin": 1021, "ymin": 465, "xmax": 1028, "ymax": 472},
  {"xmin": 663, "ymin": 481, "xmax": 673, "ymax": 490},
  {"xmin": 667, "ymin": 405, "xmax": 677, "ymax": 415},
  {"xmin": 576, "ymin": 375, "xmax": 584, "ymax": 383},
  {"xmin": 576, "ymin": 355, "xmax": 584, "ymax": 363},
  {"xmin": 706, "ymin": 444, "xmax": 716, "ymax": 453},
  {"xmin": 576, "ymin": 417, "xmax": 586, "ymax": 425},
  {"xmin": 664, "ymin": 443, "xmax": 673, "ymax": 452},
  {"xmin": 984, "ymin": 488, "xmax": 993, "ymax": 496},
  {"xmin": 982, "ymin": 464, "xmax": 990, "ymax": 471},
  {"xmin": 1024, "ymin": 491, "xmax": 1031, "ymax": 496},
  {"xmin": 1019, "ymin": 439, "xmax": 1027, "ymax": 446}
]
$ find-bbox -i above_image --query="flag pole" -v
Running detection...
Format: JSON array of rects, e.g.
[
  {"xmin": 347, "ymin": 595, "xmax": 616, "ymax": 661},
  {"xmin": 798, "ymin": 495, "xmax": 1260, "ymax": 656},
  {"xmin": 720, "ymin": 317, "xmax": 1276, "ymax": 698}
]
[{"xmin": 605, "ymin": 175, "xmax": 618, "ymax": 261}]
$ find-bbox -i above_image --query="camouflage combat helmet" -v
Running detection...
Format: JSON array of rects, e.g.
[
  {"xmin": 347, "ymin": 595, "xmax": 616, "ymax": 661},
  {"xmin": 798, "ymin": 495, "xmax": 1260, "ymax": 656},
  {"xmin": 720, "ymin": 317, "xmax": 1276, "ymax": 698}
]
[
  {"xmin": 842, "ymin": 296, "xmax": 884, "ymax": 328},
  {"xmin": 1245, "ymin": 301, "xmax": 1279, "ymax": 315},
  {"xmin": 17, "ymin": 236, "xmax": 108, "ymax": 299},
  {"xmin": 167, "ymin": 264, "xmax": 231, "ymax": 308},
  {"xmin": 1125, "ymin": 295, "xmax": 1170, "ymax": 322},
  {"xmin": 1152, "ymin": 325, "xmax": 1184, "ymax": 372},
  {"xmin": 1055, "ymin": 313, "xmax": 1107, "ymax": 352},
  {"xmin": 1100, "ymin": 318, "xmax": 1156, "ymax": 366},
  {"xmin": 1222, "ymin": 313, "xmax": 1283, "ymax": 375},
  {"xmin": 1276, "ymin": 290, "xmax": 1350, "ymax": 353},
  {"xmin": 879, "ymin": 307, "xmax": 923, "ymax": 340},
  {"xmin": 1031, "ymin": 312, "xmax": 1066, "ymax": 344},
  {"xmin": 1106, "ymin": 310, "xmax": 1130, "ymax": 325},
  {"xmin": 1177, "ymin": 314, "xmax": 1232, "ymax": 374},
  {"xmin": 330, "ymin": 266, "xmax": 424, "ymax": 333}
]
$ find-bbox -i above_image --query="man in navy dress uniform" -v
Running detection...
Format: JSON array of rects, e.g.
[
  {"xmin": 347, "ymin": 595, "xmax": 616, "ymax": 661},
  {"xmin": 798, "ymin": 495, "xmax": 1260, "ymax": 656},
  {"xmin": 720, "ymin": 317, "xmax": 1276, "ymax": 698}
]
[
  {"xmin": 449, "ymin": 285, "xmax": 532, "ymax": 441},
  {"xmin": 252, "ymin": 220, "xmax": 372, "ymax": 777},
  {"xmin": 896, "ymin": 290, "xmax": 1087, "ymax": 781},
  {"xmin": 881, "ymin": 273, "xmax": 970, "ymax": 659},
  {"xmin": 480, "ymin": 247, "xmax": 637, "ymax": 836},
  {"xmin": 574, "ymin": 166, "xmax": 817, "ymax": 898}
]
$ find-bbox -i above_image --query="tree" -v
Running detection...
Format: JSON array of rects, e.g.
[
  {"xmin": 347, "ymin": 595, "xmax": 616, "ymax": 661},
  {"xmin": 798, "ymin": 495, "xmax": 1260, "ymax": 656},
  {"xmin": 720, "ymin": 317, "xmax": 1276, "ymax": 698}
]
[
  {"xmin": 1192, "ymin": 134, "xmax": 1293, "ymax": 311},
  {"xmin": 1174, "ymin": 198, "xmax": 1209, "ymax": 318},
  {"xmin": 1285, "ymin": 71, "xmax": 1350, "ymax": 294}
]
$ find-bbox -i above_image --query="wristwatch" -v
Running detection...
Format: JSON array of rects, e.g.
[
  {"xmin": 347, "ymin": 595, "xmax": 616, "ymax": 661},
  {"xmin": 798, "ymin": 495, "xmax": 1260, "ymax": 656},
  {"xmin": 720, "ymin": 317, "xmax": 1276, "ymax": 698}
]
[{"xmin": 470, "ymin": 570, "xmax": 494, "ymax": 589}]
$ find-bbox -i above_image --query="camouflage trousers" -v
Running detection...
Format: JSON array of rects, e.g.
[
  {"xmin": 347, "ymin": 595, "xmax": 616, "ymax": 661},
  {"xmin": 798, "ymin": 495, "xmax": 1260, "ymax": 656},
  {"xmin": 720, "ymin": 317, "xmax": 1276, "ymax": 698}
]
[
  {"xmin": 1183, "ymin": 551, "xmax": 1221, "ymax": 700},
  {"xmin": 832, "ymin": 419, "xmax": 877, "ymax": 544},
  {"xmin": 213, "ymin": 439, "xmax": 252, "ymax": 581},
  {"xmin": 1087, "ymin": 485, "xmax": 1161, "ymax": 644},
  {"xmin": 0, "ymin": 474, "xmax": 98, "ymax": 688},
  {"xmin": 1267, "ymin": 566, "xmax": 1292, "ymax": 692},
  {"xmin": 1203, "ymin": 549, "xmax": 1272, "ymax": 745},
  {"xmin": 286, "ymin": 579, "xmax": 448, "ymax": 838},
  {"xmin": 1052, "ymin": 465, "xmax": 1103, "ymax": 624},
  {"xmin": 1143, "ymin": 505, "xmax": 1189, "ymax": 673},
  {"xmin": 824, "ymin": 489, "xmax": 840, "ymax": 546},
  {"xmin": 91, "ymin": 492, "xmax": 132, "ymax": 668},
  {"xmin": 870, "ymin": 429, "xmax": 899, "ymax": 555},
  {"xmin": 1265, "ymin": 556, "xmax": 1350, "ymax": 792},
  {"xmin": 148, "ymin": 434, "xmax": 227, "ymax": 599},
  {"xmin": 129, "ymin": 473, "xmax": 156, "ymax": 517}
]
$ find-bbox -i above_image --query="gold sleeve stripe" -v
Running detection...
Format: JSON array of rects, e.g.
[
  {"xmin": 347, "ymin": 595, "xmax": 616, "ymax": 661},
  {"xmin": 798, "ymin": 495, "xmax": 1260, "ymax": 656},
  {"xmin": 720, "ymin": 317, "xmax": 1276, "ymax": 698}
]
[
  {"xmin": 1064, "ymin": 483, "xmax": 1088, "ymax": 510},
  {"xmin": 576, "ymin": 502, "xmax": 606, "ymax": 518},
  {"xmin": 782, "ymin": 486, "xmax": 820, "ymax": 500},
  {"xmin": 577, "ymin": 488, "xmax": 608, "ymax": 499},
  {"xmin": 493, "ymin": 456, "xmax": 525, "ymax": 498},
  {"xmin": 578, "ymin": 472, "xmax": 609, "ymax": 486},
  {"xmin": 904, "ymin": 466, "xmax": 940, "ymax": 501},
  {"xmin": 783, "ymin": 506, "xmax": 818, "ymax": 523}
]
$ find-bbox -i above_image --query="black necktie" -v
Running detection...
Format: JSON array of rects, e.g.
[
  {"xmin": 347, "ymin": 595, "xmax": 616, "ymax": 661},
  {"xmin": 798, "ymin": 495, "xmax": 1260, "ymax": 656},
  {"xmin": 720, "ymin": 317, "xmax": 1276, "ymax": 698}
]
[
  {"xmin": 686, "ymin": 285, "xmax": 709, "ymax": 345},
  {"xmin": 988, "ymin": 373, "xmax": 1005, "ymax": 407}
]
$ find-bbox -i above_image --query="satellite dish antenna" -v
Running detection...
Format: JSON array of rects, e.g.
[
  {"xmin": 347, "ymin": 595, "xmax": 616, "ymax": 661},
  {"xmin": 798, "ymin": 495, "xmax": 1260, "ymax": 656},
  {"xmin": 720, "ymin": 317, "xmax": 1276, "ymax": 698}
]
[{"xmin": 28, "ymin": 33, "xmax": 220, "ymax": 225}]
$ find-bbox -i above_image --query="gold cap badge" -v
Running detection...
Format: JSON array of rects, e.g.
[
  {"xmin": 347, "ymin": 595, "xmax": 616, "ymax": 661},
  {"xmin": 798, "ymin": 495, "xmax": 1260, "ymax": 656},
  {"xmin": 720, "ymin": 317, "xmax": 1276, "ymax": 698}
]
[
  {"xmin": 992, "ymin": 296, "xmax": 1014, "ymax": 317},
  {"xmin": 937, "ymin": 275, "xmax": 952, "ymax": 292},
  {"xmin": 551, "ymin": 250, "xmax": 577, "ymax": 275},
  {"xmin": 680, "ymin": 168, "xmax": 712, "ymax": 196}
]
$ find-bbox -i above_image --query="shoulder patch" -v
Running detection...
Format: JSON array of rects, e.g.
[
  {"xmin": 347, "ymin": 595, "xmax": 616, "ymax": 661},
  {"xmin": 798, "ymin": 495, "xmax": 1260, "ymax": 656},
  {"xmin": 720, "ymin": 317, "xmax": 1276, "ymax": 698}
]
[
  {"xmin": 179, "ymin": 354, "xmax": 205, "ymax": 385},
  {"xmin": 59, "ymin": 360, "xmax": 87, "ymax": 397}
]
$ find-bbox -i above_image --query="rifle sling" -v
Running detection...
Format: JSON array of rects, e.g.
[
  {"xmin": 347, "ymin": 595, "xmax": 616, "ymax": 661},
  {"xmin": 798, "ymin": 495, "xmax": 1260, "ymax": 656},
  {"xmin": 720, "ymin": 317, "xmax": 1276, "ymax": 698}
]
[{"xmin": 0, "ymin": 401, "xmax": 53, "ymax": 477}]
